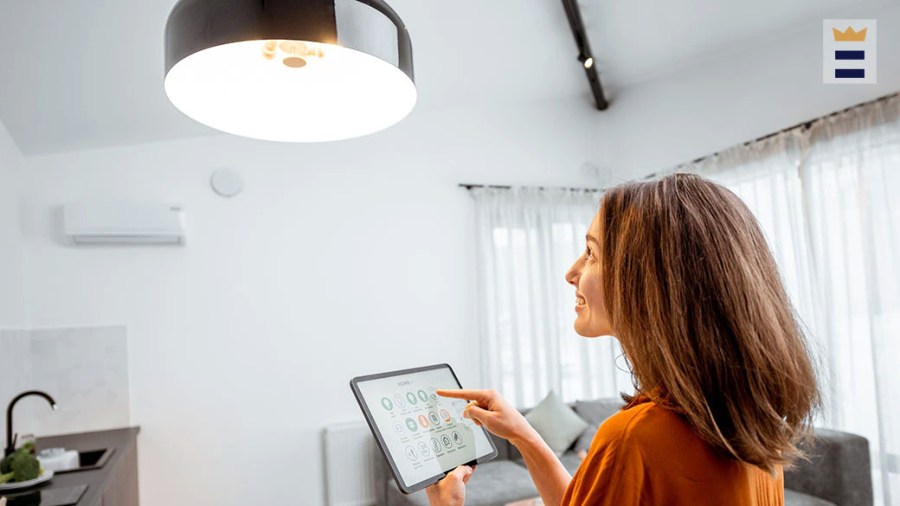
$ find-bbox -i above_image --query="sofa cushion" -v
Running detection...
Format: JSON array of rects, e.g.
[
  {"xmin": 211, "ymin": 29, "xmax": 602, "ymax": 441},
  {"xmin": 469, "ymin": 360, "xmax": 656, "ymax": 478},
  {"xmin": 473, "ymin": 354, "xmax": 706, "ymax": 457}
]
[
  {"xmin": 574, "ymin": 423, "xmax": 599, "ymax": 454},
  {"xmin": 524, "ymin": 391, "xmax": 589, "ymax": 455},
  {"xmin": 784, "ymin": 489, "xmax": 837, "ymax": 506},
  {"xmin": 784, "ymin": 428, "xmax": 872, "ymax": 506},
  {"xmin": 574, "ymin": 398, "xmax": 623, "ymax": 426},
  {"xmin": 385, "ymin": 460, "xmax": 538, "ymax": 506},
  {"xmin": 558, "ymin": 452, "xmax": 585, "ymax": 475}
]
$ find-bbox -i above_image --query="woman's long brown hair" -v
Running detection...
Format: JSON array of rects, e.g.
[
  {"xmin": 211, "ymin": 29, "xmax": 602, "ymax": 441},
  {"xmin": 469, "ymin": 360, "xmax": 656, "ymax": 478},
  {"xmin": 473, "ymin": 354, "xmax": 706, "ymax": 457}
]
[{"xmin": 599, "ymin": 173, "xmax": 820, "ymax": 472}]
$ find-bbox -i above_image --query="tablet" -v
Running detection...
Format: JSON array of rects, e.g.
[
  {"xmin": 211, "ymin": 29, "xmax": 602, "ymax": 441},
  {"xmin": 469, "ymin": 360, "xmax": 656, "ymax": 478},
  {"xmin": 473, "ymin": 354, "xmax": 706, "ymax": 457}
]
[{"xmin": 350, "ymin": 363, "xmax": 498, "ymax": 494}]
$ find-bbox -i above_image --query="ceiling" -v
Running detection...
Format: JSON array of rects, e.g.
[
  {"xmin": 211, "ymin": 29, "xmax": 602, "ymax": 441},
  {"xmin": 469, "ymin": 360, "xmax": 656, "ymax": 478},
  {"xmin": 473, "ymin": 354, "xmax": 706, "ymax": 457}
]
[{"xmin": 0, "ymin": 0, "xmax": 892, "ymax": 155}]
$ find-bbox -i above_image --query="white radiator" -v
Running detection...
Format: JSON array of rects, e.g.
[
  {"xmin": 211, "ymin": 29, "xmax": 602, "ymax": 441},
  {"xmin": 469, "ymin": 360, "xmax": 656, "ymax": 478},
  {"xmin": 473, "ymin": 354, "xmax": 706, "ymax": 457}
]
[{"xmin": 323, "ymin": 421, "xmax": 378, "ymax": 506}]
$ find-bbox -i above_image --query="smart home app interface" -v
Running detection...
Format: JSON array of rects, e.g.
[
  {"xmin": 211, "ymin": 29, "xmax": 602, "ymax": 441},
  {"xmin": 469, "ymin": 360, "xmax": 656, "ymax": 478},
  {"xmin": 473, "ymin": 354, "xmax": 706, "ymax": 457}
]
[{"xmin": 357, "ymin": 368, "xmax": 494, "ymax": 487}]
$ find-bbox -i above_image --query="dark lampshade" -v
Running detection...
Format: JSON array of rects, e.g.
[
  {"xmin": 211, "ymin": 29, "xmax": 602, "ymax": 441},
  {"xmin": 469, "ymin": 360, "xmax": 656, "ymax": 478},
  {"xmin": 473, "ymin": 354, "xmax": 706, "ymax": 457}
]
[{"xmin": 164, "ymin": 0, "xmax": 416, "ymax": 142}]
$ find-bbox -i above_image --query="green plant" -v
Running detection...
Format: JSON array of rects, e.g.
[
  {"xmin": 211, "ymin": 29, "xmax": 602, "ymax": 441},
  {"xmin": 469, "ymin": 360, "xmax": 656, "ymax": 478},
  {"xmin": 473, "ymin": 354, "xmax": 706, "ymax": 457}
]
[
  {"xmin": 0, "ymin": 449, "xmax": 40, "ymax": 483},
  {"xmin": 11, "ymin": 455, "xmax": 39, "ymax": 482},
  {"xmin": 0, "ymin": 450, "xmax": 23, "ymax": 474}
]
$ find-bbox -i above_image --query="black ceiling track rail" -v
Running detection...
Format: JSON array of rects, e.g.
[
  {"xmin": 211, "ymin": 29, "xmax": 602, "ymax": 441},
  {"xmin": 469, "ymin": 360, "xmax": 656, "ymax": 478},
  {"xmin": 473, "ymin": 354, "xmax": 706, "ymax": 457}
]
[{"xmin": 561, "ymin": 0, "xmax": 608, "ymax": 110}]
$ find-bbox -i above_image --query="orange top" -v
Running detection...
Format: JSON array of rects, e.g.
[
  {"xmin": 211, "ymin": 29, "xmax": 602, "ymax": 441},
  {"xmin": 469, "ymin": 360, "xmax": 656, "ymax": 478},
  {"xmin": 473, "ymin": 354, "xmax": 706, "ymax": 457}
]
[{"xmin": 562, "ymin": 398, "xmax": 784, "ymax": 506}]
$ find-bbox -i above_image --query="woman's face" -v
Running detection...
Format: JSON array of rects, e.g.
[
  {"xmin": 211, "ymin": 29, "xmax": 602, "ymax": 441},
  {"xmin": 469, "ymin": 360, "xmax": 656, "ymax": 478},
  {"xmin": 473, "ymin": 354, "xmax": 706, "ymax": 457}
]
[{"xmin": 565, "ymin": 213, "xmax": 614, "ymax": 338}]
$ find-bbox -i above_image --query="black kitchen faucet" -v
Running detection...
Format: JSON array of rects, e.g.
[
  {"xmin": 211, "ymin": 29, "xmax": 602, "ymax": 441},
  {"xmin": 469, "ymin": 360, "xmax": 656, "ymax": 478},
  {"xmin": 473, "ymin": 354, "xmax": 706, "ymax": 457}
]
[{"xmin": 4, "ymin": 391, "xmax": 57, "ymax": 457}]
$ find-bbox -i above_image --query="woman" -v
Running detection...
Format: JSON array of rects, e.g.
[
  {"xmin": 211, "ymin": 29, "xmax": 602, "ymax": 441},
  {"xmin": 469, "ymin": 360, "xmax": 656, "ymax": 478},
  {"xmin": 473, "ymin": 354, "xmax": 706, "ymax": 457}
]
[{"xmin": 427, "ymin": 173, "xmax": 819, "ymax": 506}]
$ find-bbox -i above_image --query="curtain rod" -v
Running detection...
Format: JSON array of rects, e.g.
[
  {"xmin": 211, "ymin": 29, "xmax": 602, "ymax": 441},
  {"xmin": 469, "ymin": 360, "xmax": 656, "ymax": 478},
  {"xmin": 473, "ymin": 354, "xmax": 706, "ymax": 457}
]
[
  {"xmin": 680, "ymin": 91, "xmax": 899, "ymax": 167},
  {"xmin": 459, "ymin": 91, "xmax": 898, "ymax": 192},
  {"xmin": 458, "ymin": 183, "xmax": 601, "ymax": 192},
  {"xmin": 458, "ymin": 172, "xmax": 658, "ymax": 193}
]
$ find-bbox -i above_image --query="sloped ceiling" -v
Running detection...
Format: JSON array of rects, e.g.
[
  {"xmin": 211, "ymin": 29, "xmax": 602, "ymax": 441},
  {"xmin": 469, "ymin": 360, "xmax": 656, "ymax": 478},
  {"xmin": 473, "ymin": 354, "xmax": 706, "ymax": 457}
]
[{"xmin": 0, "ymin": 0, "xmax": 892, "ymax": 155}]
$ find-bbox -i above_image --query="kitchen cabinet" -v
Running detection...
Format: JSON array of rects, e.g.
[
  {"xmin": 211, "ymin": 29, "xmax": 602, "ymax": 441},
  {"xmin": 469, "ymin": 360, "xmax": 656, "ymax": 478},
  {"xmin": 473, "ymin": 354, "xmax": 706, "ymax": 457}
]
[{"xmin": 5, "ymin": 427, "xmax": 142, "ymax": 506}]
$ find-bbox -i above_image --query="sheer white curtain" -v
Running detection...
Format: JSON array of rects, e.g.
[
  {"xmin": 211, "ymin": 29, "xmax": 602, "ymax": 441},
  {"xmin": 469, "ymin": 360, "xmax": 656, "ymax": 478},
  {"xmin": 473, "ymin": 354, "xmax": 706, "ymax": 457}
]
[
  {"xmin": 469, "ymin": 94, "xmax": 899, "ymax": 504},
  {"xmin": 688, "ymin": 94, "xmax": 900, "ymax": 506},
  {"xmin": 470, "ymin": 187, "xmax": 633, "ymax": 409}
]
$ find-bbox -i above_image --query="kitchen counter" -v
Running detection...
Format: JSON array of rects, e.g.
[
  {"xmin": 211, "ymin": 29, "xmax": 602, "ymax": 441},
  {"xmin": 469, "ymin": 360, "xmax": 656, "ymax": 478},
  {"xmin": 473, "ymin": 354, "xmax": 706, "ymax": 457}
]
[{"xmin": 3, "ymin": 427, "xmax": 140, "ymax": 506}]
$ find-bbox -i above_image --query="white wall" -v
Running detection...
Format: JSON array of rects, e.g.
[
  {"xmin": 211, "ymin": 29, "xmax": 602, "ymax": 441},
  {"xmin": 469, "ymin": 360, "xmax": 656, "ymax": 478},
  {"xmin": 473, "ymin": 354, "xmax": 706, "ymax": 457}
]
[
  {"xmin": 1, "ymin": 326, "xmax": 130, "ymax": 447},
  {"xmin": 0, "ymin": 116, "xmax": 29, "ymax": 453},
  {"xmin": 594, "ymin": 2, "xmax": 900, "ymax": 181},
  {"xmin": 20, "ymin": 100, "xmax": 601, "ymax": 506},
  {"xmin": 0, "ymin": 117, "xmax": 27, "ymax": 328}
]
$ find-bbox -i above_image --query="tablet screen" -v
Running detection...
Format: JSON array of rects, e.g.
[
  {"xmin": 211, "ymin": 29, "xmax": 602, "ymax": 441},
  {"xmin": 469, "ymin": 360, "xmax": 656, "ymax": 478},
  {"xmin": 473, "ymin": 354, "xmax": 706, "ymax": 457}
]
[{"xmin": 351, "ymin": 364, "xmax": 497, "ymax": 493}]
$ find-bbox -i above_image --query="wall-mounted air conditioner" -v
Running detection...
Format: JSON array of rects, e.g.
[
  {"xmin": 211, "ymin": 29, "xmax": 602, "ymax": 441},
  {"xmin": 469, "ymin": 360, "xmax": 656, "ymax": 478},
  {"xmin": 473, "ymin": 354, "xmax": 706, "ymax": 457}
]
[{"xmin": 62, "ymin": 202, "xmax": 187, "ymax": 245}]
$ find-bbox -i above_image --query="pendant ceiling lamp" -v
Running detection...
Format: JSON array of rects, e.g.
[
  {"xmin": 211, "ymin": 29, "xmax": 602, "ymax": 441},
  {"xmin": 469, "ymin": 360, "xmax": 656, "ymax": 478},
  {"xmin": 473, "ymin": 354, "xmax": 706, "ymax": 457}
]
[{"xmin": 164, "ymin": 0, "xmax": 416, "ymax": 142}]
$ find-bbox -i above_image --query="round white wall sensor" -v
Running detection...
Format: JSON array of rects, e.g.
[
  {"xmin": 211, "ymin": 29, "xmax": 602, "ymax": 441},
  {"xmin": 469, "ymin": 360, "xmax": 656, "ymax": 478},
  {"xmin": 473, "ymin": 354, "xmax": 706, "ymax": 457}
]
[{"xmin": 210, "ymin": 168, "xmax": 243, "ymax": 198}]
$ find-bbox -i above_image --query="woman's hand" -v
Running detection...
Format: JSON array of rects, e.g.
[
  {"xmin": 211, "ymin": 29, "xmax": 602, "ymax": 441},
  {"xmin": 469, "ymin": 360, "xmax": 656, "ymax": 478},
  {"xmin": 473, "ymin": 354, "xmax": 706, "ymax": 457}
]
[
  {"xmin": 436, "ymin": 389, "xmax": 538, "ymax": 446},
  {"xmin": 425, "ymin": 465, "xmax": 474, "ymax": 506}
]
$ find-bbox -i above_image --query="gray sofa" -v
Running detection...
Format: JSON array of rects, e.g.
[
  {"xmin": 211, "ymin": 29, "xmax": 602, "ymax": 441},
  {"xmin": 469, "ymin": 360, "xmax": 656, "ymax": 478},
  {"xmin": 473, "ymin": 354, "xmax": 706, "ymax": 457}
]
[{"xmin": 372, "ymin": 398, "xmax": 873, "ymax": 506}]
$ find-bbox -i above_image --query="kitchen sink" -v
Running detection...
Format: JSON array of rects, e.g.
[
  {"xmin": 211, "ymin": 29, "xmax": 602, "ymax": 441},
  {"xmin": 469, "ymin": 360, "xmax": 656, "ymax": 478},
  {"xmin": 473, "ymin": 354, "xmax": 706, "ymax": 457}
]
[{"xmin": 54, "ymin": 447, "xmax": 115, "ymax": 474}]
